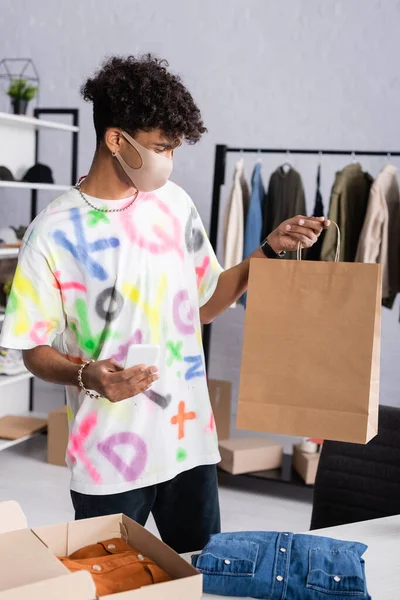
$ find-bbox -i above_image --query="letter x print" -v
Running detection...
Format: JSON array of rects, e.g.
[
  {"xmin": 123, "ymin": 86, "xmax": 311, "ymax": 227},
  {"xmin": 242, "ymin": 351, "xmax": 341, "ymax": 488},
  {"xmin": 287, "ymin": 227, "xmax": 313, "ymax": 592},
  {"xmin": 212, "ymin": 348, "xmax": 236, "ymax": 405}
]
[
  {"xmin": 53, "ymin": 208, "xmax": 119, "ymax": 281},
  {"xmin": 166, "ymin": 340, "xmax": 183, "ymax": 367},
  {"xmin": 67, "ymin": 413, "xmax": 102, "ymax": 483}
]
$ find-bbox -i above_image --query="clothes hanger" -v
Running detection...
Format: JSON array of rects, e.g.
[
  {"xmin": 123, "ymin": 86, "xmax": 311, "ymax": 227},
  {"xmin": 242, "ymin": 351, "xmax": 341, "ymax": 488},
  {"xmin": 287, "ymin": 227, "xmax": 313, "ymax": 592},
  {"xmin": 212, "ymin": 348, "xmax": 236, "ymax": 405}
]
[
  {"xmin": 317, "ymin": 150, "xmax": 323, "ymax": 170},
  {"xmin": 256, "ymin": 148, "xmax": 262, "ymax": 165},
  {"xmin": 281, "ymin": 150, "xmax": 292, "ymax": 174},
  {"xmin": 317, "ymin": 152, "xmax": 322, "ymax": 184}
]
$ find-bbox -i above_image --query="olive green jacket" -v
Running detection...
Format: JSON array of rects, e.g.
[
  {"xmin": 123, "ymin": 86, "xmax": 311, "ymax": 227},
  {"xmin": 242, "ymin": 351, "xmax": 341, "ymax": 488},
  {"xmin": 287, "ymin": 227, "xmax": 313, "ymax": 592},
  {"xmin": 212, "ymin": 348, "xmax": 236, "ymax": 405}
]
[{"xmin": 321, "ymin": 164, "xmax": 373, "ymax": 263}]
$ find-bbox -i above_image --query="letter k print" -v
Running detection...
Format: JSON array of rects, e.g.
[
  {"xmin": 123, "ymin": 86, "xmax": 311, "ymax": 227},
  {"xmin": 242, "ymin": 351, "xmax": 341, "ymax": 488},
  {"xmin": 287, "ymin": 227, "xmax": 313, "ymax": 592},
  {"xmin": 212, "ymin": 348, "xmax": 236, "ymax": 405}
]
[{"xmin": 54, "ymin": 208, "xmax": 119, "ymax": 281}]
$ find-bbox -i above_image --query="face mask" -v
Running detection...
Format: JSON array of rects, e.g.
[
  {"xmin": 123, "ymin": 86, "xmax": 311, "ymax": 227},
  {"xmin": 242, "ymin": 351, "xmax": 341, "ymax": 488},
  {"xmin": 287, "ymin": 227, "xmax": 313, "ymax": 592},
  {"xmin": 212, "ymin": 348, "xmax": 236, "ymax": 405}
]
[{"xmin": 114, "ymin": 130, "xmax": 173, "ymax": 192}]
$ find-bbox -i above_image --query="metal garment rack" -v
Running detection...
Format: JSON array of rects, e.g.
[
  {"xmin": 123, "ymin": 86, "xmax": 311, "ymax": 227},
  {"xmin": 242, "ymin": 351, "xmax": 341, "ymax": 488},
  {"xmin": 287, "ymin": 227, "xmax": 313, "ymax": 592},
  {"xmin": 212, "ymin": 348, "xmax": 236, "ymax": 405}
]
[
  {"xmin": 203, "ymin": 144, "xmax": 400, "ymax": 370},
  {"xmin": 28, "ymin": 108, "xmax": 79, "ymax": 410}
]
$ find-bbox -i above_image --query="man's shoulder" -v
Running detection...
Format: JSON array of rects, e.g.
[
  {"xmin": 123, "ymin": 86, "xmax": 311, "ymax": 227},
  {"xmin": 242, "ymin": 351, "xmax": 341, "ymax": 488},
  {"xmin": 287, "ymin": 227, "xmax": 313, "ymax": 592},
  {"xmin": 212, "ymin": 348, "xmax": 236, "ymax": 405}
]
[
  {"xmin": 23, "ymin": 187, "xmax": 78, "ymax": 249},
  {"xmin": 160, "ymin": 180, "xmax": 192, "ymax": 205}
]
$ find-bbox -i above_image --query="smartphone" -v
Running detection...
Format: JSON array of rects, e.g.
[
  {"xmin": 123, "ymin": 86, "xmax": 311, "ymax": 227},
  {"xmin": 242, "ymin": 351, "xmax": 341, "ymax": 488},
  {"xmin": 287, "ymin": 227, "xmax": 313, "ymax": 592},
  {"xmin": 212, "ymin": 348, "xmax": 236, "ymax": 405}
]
[{"xmin": 125, "ymin": 344, "xmax": 160, "ymax": 370}]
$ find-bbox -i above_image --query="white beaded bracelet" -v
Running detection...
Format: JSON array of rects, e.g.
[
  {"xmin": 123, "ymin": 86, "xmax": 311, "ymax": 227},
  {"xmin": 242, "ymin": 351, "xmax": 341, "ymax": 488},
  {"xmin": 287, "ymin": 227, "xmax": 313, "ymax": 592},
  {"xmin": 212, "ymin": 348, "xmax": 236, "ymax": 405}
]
[{"xmin": 78, "ymin": 360, "xmax": 101, "ymax": 400}]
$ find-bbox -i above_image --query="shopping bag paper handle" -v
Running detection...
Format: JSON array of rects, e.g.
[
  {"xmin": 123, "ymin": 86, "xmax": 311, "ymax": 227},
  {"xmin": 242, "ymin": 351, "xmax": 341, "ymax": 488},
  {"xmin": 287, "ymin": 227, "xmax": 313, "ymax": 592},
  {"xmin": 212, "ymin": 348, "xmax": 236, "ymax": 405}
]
[{"xmin": 297, "ymin": 221, "xmax": 340, "ymax": 262}]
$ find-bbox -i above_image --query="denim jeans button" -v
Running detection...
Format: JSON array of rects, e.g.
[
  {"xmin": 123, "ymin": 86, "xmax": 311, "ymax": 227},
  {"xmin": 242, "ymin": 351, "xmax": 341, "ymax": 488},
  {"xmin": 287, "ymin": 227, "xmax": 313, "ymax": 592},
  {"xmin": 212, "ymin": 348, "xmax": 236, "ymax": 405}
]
[
  {"xmin": 276, "ymin": 576, "xmax": 283, "ymax": 582},
  {"xmin": 224, "ymin": 559, "xmax": 231, "ymax": 565},
  {"xmin": 280, "ymin": 548, "xmax": 286, "ymax": 553},
  {"xmin": 334, "ymin": 576, "xmax": 341, "ymax": 582}
]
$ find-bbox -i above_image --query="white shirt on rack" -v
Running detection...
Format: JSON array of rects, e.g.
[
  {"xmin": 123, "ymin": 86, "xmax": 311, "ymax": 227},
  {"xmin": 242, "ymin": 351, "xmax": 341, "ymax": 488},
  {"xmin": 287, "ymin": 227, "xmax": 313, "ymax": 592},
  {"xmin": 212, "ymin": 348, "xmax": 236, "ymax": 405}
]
[{"xmin": 223, "ymin": 159, "xmax": 249, "ymax": 306}]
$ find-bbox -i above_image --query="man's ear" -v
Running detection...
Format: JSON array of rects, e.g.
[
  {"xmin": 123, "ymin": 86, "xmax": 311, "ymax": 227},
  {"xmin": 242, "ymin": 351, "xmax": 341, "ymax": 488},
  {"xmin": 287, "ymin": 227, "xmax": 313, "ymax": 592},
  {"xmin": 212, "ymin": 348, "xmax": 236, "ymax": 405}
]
[{"xmin": 104, "ymin": 128, "xmax": 123, "ymax": 155}]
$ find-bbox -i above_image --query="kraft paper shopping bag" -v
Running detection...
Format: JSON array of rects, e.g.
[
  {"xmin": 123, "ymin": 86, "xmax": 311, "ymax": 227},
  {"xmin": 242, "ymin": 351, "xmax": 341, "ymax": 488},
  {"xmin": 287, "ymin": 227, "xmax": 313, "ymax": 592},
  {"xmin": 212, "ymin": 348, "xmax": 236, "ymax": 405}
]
[{"xmin": 237, "ymin": 236, "xmax": 381, "ymax": 444}]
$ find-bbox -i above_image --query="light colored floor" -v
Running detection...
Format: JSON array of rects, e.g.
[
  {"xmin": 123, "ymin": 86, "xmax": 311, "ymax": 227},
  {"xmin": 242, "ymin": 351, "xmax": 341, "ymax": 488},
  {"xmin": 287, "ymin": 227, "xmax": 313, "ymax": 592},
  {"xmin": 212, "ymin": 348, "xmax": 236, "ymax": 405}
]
[{"xmin": 0, "ymin": 435, "xmax": 313, "ymax": 534}]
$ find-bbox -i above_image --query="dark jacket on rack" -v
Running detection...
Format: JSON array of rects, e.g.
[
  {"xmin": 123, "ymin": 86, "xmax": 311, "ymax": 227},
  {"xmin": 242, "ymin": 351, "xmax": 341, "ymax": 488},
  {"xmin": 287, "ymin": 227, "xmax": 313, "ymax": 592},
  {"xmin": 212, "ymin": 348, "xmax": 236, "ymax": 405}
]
[
  {"xmin": 320, "ymin": 164, "xmax": 373, "ymax": 263},
  {"xmin": 262, "ymin": 167, "xmax": 306, "ymax": 243},
  {"xmin": 383, "ymin": 166, "xmax": 400, "ymax": 309}
]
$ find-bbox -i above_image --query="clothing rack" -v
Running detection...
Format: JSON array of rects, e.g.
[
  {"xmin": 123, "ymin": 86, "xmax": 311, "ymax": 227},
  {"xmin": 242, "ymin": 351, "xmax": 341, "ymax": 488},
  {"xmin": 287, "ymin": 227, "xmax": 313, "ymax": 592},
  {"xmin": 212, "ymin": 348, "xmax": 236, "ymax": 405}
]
[{"xmin": 203, "ymin": 144, "xmax": 400, "ymax": 370}]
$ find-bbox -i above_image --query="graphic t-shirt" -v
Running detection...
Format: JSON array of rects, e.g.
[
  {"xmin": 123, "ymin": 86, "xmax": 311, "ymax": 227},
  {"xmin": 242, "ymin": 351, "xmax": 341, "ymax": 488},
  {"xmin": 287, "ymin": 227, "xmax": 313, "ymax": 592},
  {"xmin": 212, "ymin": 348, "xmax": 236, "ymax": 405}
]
[{"xmin": 0, "ymin": 182, "xmax": 223, "ymax": 494}]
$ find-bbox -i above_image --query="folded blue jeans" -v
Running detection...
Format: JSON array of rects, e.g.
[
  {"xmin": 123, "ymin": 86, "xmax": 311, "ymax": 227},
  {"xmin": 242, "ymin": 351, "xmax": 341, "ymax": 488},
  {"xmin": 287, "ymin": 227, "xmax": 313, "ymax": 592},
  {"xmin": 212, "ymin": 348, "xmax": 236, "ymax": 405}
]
[{"xmin": 192, "ymin": 531, "xmax": 370, "ymax": 599}]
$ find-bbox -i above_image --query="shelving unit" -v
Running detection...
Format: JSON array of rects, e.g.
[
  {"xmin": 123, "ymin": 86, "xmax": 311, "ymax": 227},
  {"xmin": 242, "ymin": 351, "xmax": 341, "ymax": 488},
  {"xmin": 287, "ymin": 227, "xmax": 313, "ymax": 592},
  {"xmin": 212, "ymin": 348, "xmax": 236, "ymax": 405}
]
[
  {"xmin": 0, "ymin": 112, "xmax": 79, "ymax": 133},
  {"xmin": 0, "ymin": 432, "xmax": 42, "ymax": 452},
  {"xmin": 0, "ymin": 181, "xmax": 71, "ymax": 192},
  {"xmin": 0, "ymin": 107, "xmax": 79, "ymax": 451},
  {"xmin": 0, "ymin": 410, "xmax": 48, "ymax": 452},
  {"xmin": 0, "ymin": 107, "xmax": 79, "ymax": 220},
  {"xmin": 218, "ymin": 455, "xmax": 313, "ymax": 489},
  {"xmin": 0, "ymin": 248, "xmax": 19, "ymax": 260},
  {"xmin": 0, "ymin": 372, "xmax": 33, "ymax": 388}
]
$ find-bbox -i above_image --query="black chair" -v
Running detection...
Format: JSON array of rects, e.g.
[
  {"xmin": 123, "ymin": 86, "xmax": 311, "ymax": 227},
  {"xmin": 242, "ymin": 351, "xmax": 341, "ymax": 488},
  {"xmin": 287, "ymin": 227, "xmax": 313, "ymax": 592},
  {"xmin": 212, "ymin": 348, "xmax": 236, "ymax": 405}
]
[{"xmin": 310, "ymin": 405, "xmax": 400, "ymax": 530}]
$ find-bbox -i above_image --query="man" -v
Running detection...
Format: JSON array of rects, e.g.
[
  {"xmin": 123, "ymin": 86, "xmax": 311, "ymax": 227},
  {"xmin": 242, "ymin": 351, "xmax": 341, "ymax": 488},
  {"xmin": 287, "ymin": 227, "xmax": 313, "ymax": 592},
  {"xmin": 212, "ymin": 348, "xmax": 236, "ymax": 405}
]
[{"xmin": 0, "ymin": 55, "xmax": 328, "ymax": 553}]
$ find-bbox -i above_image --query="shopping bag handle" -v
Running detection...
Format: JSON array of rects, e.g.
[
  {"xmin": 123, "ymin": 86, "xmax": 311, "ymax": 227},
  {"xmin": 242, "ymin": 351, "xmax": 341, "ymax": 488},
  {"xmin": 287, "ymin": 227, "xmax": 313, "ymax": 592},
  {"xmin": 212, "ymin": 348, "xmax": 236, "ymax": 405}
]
[{"xmin": 297, "ymin": 221, "xmax": 340, "ymax": 262}]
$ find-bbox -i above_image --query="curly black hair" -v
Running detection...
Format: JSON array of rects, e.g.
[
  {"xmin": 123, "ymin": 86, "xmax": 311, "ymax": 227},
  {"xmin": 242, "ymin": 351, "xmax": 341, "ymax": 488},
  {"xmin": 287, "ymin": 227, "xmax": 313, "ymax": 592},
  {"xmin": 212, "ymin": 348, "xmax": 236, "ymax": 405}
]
[{"xmin": 81, "ymin": 54, "xmax": 206, "ymax": 144}]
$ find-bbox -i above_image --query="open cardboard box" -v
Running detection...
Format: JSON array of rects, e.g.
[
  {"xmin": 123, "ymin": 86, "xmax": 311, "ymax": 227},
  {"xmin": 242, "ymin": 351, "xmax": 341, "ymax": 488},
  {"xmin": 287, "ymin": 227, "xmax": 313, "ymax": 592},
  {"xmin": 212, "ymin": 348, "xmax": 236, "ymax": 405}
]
[{"xmin": 0, "ymin": 501, "xmax": 202, "ymax": 599}]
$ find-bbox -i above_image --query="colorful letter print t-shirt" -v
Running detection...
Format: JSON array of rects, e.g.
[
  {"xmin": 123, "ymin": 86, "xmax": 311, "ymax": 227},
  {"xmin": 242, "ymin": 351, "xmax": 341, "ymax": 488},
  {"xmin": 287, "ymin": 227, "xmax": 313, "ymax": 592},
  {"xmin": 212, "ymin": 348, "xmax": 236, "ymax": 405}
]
[{"xmin": 0, "ymin": 182, "xmax": 223, "ymax": 494}]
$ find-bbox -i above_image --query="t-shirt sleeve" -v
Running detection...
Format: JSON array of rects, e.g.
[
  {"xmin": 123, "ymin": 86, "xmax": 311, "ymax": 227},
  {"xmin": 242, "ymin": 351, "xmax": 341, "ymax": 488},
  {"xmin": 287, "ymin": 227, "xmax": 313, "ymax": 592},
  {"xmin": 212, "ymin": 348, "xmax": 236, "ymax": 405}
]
[
  {"xmin": 188, "ymin": 202, "xmax": 224, "ymax": 307},
  {"xmin": 0, "ymin": 241, "xmax": 66, "ymax": 350}
]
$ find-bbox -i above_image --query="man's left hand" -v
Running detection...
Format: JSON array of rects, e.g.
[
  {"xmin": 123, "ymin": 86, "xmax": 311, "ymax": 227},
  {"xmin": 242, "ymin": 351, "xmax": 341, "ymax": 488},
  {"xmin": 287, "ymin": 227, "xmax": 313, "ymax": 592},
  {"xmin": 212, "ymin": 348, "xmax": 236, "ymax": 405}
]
[{"xmin": 267, "ymin": 216, "xmax": 330, "ymax": 254}]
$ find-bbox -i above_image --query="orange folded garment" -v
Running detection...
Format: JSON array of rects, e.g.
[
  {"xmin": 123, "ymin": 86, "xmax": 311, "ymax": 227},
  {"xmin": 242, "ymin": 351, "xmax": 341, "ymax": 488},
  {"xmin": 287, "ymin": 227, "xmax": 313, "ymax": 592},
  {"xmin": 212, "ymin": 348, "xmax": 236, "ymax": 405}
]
[{"xmin": 59, "ymin": 537, "xmax": 171, "ymax": 596}]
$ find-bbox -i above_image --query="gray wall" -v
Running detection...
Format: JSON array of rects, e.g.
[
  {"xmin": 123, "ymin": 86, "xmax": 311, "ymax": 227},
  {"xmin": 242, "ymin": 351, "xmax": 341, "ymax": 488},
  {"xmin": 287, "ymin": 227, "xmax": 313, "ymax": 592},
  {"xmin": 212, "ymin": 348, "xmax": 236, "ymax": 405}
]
[{"xmin": 1, "ymin": 0, "xmax": 400, "ymax": 425}]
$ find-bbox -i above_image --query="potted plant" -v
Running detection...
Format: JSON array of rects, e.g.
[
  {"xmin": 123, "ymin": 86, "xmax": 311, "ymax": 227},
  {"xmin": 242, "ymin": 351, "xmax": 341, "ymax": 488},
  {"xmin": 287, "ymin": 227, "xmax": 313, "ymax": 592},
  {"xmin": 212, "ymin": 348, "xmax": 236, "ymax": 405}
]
[{"xmin": 7, "ymin": 78, "xmax": 38, "ymax": 115}]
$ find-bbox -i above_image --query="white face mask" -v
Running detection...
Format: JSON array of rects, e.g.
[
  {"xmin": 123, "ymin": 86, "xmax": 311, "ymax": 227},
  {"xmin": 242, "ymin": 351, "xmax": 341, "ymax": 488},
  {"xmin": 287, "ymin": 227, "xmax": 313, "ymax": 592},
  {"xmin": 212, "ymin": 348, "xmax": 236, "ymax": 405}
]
[{"xmin": 114, "ymin": 130, "xmax": 173, "ymax": 192}]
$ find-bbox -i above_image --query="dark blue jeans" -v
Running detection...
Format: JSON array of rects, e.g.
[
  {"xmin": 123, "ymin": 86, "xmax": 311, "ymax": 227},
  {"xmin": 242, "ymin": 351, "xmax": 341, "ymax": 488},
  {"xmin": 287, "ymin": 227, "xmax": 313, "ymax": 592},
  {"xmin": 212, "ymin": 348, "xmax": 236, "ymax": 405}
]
[{"xmin": 71, "ymin": 464, "xmax": 220, "ymax": 554}]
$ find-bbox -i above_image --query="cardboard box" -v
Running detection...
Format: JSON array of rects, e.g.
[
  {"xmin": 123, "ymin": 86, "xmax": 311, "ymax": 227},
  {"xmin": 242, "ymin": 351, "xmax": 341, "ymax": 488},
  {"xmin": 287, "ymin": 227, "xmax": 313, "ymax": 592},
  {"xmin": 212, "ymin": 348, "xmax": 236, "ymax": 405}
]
[
  {"xmin": 0, "ymin": 501, "xmax": 202, "ymax": 600},
  {"xmin": 208, "ymin": 379, "xmax": 231, "ymax": 441},
  {"xmin": 48, "ymin": 405, "xmax": 69, "ymax": 466},
  {"xmin": 218, "ymin": 437, "xmax": 283, "ymax": 475},
  {"xmin": 292, "ymin": 444, "xmax": 320, "ymax": 485},
  {"xmin": 0, "ymin": 415, "xmax": 47, "ymax": 440}
]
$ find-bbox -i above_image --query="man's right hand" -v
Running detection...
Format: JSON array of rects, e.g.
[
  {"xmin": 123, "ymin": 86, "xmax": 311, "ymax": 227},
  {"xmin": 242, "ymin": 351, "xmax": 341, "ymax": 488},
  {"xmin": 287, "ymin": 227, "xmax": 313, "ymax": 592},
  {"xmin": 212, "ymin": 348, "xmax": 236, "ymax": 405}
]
[
  {"xmin": 22, "ymin": 347, "xmax": 160, "ymax": 403},
  {"xmin": 82, "ymin": 359, "xmax": 159, "ymax": 403}
]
